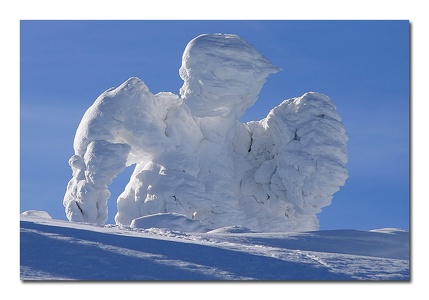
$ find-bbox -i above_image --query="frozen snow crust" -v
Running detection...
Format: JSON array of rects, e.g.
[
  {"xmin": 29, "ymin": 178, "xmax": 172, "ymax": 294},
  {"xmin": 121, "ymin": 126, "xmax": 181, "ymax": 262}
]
[{"xmin": 63, "ymin": 33, "xmax": 348, "ymax": 232}]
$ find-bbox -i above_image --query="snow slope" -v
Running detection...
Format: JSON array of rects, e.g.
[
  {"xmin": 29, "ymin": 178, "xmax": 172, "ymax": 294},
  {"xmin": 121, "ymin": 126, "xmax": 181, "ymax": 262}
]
[{"xmin": 20, "ymin": 212, "xmax": 409, "ymax": 281}]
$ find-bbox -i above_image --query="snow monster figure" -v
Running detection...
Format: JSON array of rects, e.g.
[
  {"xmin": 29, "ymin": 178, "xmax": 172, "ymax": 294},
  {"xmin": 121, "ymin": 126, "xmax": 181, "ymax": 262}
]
[{"xmin": 63, "ymin": 33, "xmax": 348, "ymax": 232}]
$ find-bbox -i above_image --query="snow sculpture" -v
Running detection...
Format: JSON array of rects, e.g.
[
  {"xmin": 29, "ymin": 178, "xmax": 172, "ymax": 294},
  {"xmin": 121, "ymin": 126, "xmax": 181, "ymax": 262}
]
[{"xmin": 63, "ymin": 33, "xmax": 348, "ymax": 232}]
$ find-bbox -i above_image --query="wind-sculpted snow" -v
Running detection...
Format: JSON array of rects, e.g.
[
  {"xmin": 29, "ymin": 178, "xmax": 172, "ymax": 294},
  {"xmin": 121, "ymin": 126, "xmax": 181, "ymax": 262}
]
[{"xmin": 63, "ymin": 33, "xmax": 348, "ymax": 231}]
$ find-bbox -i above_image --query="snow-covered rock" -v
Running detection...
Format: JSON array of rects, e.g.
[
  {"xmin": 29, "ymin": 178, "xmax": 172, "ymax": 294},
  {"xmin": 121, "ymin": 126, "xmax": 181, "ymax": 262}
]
[
  {"xmin": 21, "ymin": 210, "xmax": 52, "ymax": 220},
  {"xmin": 63, "ymin": 33, "xmax": 348, "ymax": 232}
]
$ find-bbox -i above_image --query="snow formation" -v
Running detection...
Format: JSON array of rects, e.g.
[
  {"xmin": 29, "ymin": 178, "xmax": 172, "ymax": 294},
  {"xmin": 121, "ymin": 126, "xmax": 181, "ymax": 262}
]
[
  {"xmin": 63, "ymin": 33, "xmax": 348, "ymax": 232},
  {"xmin": 21, "ymin": 210, "xmax": 52, "ymax": 220}
]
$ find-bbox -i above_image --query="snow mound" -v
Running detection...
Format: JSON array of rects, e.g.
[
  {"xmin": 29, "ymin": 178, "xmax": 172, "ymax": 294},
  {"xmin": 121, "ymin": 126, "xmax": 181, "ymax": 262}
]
[
  {"xmin": 21, "ymin": 210, "xmax": 52, "ymax": 220},
  {"xmin": 63, "ymin": 33, "xmax": 348, "ymax": 232},
  {"xmin": 130, "ymin": 213, "xmax": 210, "ymax": 233}
]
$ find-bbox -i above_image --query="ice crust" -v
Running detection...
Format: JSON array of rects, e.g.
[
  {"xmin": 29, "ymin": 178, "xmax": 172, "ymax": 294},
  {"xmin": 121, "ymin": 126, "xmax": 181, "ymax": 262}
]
[{"xmin": 63, "ymin": 33, "xmax": 348, "ymax": 232}]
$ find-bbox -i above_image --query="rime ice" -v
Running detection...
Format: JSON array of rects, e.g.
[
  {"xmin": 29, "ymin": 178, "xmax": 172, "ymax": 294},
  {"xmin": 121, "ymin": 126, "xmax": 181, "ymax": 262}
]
[{"xmin": 63, "ymin": 33, "xmax": 348, "ymax": 232}]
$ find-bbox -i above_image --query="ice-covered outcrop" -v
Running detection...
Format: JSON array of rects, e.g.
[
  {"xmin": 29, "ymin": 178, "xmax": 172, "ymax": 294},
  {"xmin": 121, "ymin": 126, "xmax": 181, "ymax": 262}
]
[{"xmin": 63, "ymin": 33, "xmax": 348, "ymax": 232}]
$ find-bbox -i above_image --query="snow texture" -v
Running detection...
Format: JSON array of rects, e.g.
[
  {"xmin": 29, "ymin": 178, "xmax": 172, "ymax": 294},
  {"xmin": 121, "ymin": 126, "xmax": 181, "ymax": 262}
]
[
  {"xmin": 20, "ymin": 213, "xmax": 409, "ymax": 280},
  {"xmin": 63, "ymin": 33, "xmax": 348, "ymax": 232}
]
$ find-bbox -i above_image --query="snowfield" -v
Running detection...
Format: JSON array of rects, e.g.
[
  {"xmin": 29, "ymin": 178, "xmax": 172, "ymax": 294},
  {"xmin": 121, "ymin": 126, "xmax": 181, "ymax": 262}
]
[{"xmin": 20, "ymin": 212, "xmax": 409, "ymax": 281}]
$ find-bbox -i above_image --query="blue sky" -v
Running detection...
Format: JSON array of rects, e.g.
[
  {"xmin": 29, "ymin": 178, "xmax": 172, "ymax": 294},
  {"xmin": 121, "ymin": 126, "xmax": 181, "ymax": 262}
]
[{"xmin": 20, "ymin": 20, "xmax": 410, "ymax": 230}]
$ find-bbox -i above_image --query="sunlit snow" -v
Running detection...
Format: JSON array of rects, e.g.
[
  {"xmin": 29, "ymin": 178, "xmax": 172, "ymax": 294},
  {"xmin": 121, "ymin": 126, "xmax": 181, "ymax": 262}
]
[{"xmin": 63, "ymin": 33, "xmax": 348, "ymax": 232}]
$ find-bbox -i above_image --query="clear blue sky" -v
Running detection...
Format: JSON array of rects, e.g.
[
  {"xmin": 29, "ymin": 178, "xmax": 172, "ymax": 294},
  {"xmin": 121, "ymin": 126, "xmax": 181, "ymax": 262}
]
[{"xmin": 20, "ymin": 20, "xmax": 410, "ymax": 230}]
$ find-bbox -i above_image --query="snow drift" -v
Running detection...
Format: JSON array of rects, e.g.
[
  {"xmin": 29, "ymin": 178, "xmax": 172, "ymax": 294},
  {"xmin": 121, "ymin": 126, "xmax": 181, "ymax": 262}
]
[{"xmin": 63, "ymin": 33, "xmax": 348, "ymax": 232}]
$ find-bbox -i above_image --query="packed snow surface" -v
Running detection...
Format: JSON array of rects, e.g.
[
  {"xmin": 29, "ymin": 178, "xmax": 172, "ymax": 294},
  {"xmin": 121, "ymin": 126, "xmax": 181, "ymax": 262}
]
[
  {"xmin": 20, "ymin": 212, "xmax": 409, "ymax": 280},
  {"xmin": 63, "ymin": 33, "xmax": 348, "ymax": 232}
]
